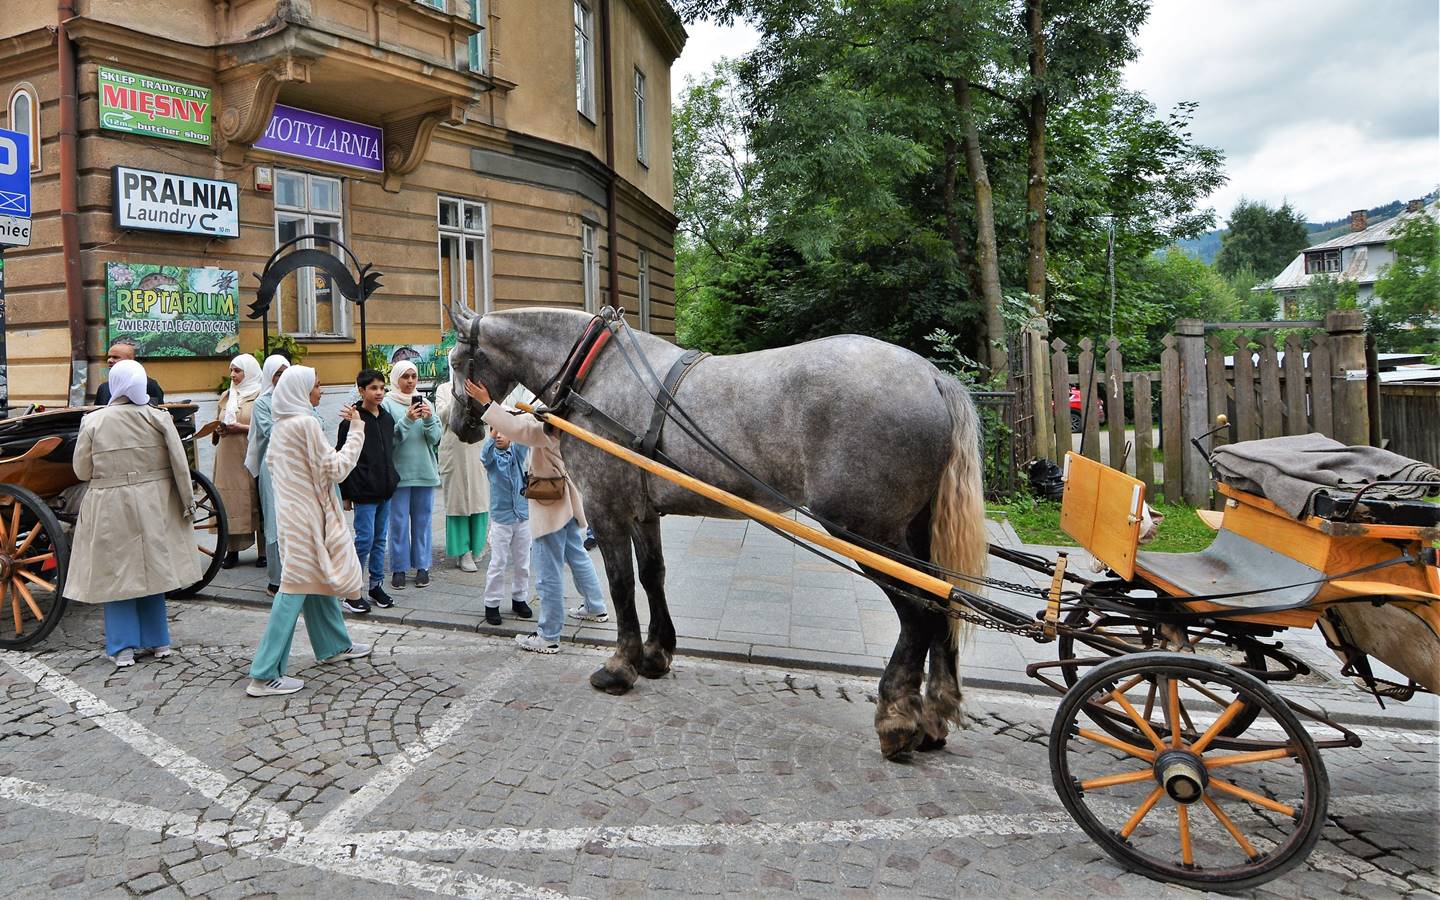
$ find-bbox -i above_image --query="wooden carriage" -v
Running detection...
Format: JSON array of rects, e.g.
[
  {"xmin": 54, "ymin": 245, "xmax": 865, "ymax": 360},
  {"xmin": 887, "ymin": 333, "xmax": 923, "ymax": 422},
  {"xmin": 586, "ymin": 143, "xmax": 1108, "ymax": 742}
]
[{"xmin": 0, "ymin": 404, "xmax": 229, "ymax": 649}]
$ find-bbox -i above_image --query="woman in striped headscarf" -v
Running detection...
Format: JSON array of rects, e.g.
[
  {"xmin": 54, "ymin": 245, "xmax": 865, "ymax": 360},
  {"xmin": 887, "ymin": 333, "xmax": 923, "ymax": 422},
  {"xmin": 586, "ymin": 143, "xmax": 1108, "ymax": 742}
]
[{"xmin": 243, "ymin": 366, "xmax": 371, "ymax": 697}]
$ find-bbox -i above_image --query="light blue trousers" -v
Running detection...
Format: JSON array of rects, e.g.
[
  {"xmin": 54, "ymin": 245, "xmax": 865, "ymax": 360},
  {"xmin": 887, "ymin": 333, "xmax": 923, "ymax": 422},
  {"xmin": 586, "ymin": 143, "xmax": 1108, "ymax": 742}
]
[
  {"xmin": 531, "ymin": 519, "xmax": 606, "ymax": 642},
  {"xmin": 389, "ymin": 486, "xmax": 434, "ymax": 573},
  {"xmin": 248, "ymin": 592, "xmax": 352, "ymax": 681},
  {"xmin": 102, "ymin": 594, "xmax": 169, "ymax": 657}
]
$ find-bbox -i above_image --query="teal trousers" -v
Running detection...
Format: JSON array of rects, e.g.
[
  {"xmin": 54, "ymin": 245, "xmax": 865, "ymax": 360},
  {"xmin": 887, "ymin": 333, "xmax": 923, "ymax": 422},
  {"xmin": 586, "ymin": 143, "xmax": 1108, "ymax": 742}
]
[{"xmin": 249, "ymin": 592, "xmax": 353, "ymax": 681}]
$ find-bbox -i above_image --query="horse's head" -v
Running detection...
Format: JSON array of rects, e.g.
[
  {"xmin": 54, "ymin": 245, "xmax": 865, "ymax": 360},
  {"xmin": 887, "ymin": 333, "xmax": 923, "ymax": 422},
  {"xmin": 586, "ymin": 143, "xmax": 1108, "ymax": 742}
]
[{"xmin": 445, "ymin": 303, "xmax": 511, "ymax": 444}]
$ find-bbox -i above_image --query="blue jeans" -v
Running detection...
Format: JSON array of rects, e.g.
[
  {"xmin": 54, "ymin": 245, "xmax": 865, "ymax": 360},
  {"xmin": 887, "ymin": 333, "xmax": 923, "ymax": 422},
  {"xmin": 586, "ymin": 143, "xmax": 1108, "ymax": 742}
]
[
  {"xmin": 389, "ymin": 486, "xmax": 434, "ymax": 573},
  {"xmin": 531, "ymin": 519, "xmax": 606, "ymax": 642},
  {"xmin": 102, "ymin": 594, "xmax": 169, "ymax": 657},
  {"xmin": 353, "ymin": 498, "xmax": 391, "ymax": 588}
]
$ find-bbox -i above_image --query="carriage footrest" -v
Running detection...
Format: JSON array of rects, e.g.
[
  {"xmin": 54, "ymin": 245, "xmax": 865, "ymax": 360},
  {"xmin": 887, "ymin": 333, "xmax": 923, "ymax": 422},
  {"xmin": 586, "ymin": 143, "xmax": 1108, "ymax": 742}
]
[{"xmin": 1350, "ymin": 675, "xmax": 1423, "ymax": 702}]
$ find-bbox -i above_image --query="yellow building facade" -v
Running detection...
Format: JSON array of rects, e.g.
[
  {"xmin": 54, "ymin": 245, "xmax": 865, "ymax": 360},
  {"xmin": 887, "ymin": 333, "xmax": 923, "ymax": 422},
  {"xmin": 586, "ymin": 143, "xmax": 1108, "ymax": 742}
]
[{"xmin": 0, "ymin": 0, "xmax": 684, "ymax": 401}]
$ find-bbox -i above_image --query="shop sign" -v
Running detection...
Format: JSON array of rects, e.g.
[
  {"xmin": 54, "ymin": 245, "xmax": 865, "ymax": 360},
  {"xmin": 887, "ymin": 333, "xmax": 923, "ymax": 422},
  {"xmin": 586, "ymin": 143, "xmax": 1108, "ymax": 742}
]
[
  {"xmin": 98, "ymin": 67, "xmax": 213, "ymax": 146},
  {"xmin": 254, "ymin": 104, "xmax": 384, "ymax": 173},
  {"xmin": 105, "ymin": 262, "xmax": 240, "ymax": 359},
  {"xmin": 0, "ymin": 127, "xmax": 31, "ymax": 247},
  {"xmin": 371, "ymin": 332, "xmax": 458, "ymax": 384},
  {"xmin": 112, "ymin": 166, "xmax": 239, "ymax": 238}
]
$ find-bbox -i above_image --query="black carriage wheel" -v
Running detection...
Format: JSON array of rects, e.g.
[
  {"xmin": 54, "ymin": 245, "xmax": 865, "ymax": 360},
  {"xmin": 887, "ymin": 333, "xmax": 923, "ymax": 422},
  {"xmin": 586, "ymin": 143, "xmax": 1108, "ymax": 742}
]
[
  {"xmin": 168, "ymin": 470, "xmax": 228, "ymax": 600},
  {"xmin": 1057, "ymin": 606, "xmax": 1266, "ymax": 741},
  {"xmin": 0, "ymin": 484, "xmax": 70, "ymax": 649},
  {"xmin": 1050, "ymin": 652, "xmax": 1328, "ymax": 892}
]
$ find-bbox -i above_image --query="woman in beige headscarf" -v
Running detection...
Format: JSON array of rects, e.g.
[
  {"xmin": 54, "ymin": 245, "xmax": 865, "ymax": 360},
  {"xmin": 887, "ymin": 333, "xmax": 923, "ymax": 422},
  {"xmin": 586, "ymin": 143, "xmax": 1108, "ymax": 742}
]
[
  {"xmin": 435, "ymin": 387, "xmax": 489, "ymax": 572},
  {"xmin": 214, "ymin": 353, "xmax": 262, "ymax": 568}
]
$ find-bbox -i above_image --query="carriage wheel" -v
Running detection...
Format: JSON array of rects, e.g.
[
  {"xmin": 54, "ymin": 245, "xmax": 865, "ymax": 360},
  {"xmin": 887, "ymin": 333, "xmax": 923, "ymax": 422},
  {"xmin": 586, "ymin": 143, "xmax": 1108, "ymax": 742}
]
[
  {"xmin": 168, "ymin": 470, "xmax": 228, "ymax": 600},
  {"xmin": 1050, "ymin": 652, "xmax": 1327, "ymax": 891},
  {"xmin": 1057, "ymin": 606, "xmax": 1267, "ymax": 742},
  {"xmin": 0, "ymin": 484, "xmax": 69, "ymax": 649}
]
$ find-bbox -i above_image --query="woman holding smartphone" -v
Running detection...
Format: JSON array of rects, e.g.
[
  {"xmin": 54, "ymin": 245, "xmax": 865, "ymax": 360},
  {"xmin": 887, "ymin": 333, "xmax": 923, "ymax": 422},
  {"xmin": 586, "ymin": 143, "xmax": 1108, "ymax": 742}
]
[{"xmin": 382, "ymin": 360, "xmax": 442, "ymax": 590}]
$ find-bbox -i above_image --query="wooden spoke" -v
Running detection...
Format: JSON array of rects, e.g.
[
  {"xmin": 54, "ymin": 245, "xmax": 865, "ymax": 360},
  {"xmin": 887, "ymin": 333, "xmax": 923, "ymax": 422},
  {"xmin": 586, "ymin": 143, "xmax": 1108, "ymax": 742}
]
[
  {"xmin": 1142, "ymin": 680, "xmax": 1158, "ymax": 722},
  {"xmin": 1178, "ymin": 804, "xmax": 1194, "ymax": 866},
  {"xmin": 1110, "ymin": 689, "xmax": 1168, "ymax": 751},
  {"xmin": 13, "ymin": 578, "xmax": 44, "ymax": 620},
  {"xmin": 1190, "ymin": 700, "xmax": 1248, "ymax": 754},
  {"xmin": 9, "ymin": 500, "xmax": 20, "ymax": 552},
  {"xmin": 1202, "ymin": 748, "xmax": 1296, "ymax": 770},
  {"xmin": 1202, "ymin": 794, "xmax": 1260, "ymax": 859},
  {"xmin": 6, "ymin": 582, "xmax": 18, "ymax": 635},
  {"xmin": 1178, "ymin": 700, "xmax": 1197, "ymax": 737},
  {"xmin": 1115, "ymin": 674, "xmax": 1146, "ymax": 694},
  {"xmin": 198, "ymin": 545, "xmax": 215, "ymax": 557},
  {"xmin": 1076, "ymin": 727, "xmax": 1155, "ymax": 762},
  {"xmin": 1181, "ymin": 677, "xmax": 1235, "ymax": 710},
  {"xmin": 15, "ymin": 552, "xmax": 54, "ymax": 566},
  {"xmin": 17, "ymin": 569, "xmax": 55, "ymax": 593},
  {"xmin": 1166, "ymin": 677, "xmax": 1184, "ymax": 747},
  {"xmin": 1119, "ymin": 786, "xmax": 1165, "ymax": 839},
  {"xmin": 1208, "ymin": 776, "xmax": 1297, "ymax": 818},
  {"xmin": 194, "ymin": 523, "xmax": 219, "ymax": 532},
  {"xmin": 0, "ymin": 503, "xmax": 12, "ymax": 545},
  {"xmin": 1080, "ymin": 768, "xmax": 1155, "ymax": 791},
  {"xmin": 13, "ymin": 524, "xmax": 42, "ymax": 558}
]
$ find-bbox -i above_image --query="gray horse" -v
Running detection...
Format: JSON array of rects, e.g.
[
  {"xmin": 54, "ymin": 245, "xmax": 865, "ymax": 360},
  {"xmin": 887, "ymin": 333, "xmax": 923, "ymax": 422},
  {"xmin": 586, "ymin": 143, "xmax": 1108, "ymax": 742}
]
[{"xmin": 445, "ymin": 306, "xmax": 988, "ymax": 759}]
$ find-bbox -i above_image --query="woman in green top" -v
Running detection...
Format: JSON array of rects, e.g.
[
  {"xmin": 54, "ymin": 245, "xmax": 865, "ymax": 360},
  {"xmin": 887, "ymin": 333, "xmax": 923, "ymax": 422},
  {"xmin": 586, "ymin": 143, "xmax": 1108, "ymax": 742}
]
[{"xmin": 382, "ymin": 360, "xmax": 442, "ymax": 589}]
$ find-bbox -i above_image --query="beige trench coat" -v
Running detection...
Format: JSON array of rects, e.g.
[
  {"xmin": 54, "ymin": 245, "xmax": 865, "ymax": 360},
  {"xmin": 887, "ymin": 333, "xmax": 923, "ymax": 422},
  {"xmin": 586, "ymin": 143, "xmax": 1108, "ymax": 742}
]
[
  {"xmin": 213, "ymin": 390, "xmax": 259, "ymax": 551},
  {"xmin": 435, "ymin": 389, "xmax": 489, "ymax": 517},
  {"xmin": 481, "ymin": 403, "xmax": 586, "ymax": 539},
  {"xmin": 64, "ymin": 402, "xmax": 200, "ymax": 604}
]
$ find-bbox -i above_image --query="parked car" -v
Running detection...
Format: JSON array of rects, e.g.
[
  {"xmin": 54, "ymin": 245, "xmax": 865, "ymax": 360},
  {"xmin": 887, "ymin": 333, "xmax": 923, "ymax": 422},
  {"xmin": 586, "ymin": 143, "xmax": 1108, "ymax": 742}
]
[{"xmin": 1067, "ymin": 387, "xmax": 1106, "ymax": 433}]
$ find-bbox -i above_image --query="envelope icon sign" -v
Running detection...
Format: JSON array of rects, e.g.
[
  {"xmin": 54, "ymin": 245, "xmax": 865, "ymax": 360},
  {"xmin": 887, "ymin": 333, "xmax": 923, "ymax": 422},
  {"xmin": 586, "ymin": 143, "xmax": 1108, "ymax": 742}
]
[{"xmin": 0, "ymin": 191, "xmax": 24, "ymax": 214}]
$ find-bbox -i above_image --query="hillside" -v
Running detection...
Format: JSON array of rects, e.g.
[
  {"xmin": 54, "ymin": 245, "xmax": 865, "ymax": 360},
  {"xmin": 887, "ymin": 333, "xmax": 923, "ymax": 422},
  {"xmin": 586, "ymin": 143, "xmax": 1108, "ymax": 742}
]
[{"xmin": 1173, "ymin": 192, "xmax": 1435, "ymax": 264}]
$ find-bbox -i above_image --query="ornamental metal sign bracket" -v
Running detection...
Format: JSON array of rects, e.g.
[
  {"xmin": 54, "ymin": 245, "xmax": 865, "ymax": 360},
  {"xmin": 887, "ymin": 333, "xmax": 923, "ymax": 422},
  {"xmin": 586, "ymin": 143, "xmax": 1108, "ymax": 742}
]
[{"xmin": 251, "ymin": 234, "xmax": 383, "ymax": 359}]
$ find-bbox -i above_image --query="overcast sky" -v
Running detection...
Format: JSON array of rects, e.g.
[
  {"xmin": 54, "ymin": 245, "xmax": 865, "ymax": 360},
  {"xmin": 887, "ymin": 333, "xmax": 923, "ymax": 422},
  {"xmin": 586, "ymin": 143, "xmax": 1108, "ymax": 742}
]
[{"xmin": 671, "ymin": 2, "xmax": 1439, "ymax": 226}]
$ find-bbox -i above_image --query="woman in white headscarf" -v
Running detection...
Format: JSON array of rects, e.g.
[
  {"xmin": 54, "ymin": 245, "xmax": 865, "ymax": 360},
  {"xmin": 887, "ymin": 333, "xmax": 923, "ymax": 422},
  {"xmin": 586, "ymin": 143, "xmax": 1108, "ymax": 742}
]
[
  {"xmin": 244, "ymin": 366, "xmax": 371, "ymax": 697},
  {"xmin": 213, "ymin": 353, "xmax": 263, "ymax": 568},
  {"xmin": 66, "ymin": 360, "xmax": 201, "ymax": 668},
  {"xmin": 381, "ymin": 360, "xmax": 442, "ymax": 590},
  {"xmin": 244, "ymin": 354, "xmax": 290, "ymax": 593}
]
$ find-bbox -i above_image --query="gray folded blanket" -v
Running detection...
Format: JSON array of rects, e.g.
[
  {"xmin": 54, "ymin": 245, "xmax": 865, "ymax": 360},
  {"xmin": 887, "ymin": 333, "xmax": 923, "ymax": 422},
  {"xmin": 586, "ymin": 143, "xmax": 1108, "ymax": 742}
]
[{"xmin": 1211, "ymin": 433, "xmax": 1440, "ymax": 518}]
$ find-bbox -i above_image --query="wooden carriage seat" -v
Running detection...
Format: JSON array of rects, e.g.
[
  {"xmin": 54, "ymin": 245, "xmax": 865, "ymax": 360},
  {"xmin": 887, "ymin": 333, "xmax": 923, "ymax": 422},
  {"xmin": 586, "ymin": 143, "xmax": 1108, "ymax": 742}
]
[{"xmin": 1133, "ymin": 531, "xmax": 1324, "ymax": 610}]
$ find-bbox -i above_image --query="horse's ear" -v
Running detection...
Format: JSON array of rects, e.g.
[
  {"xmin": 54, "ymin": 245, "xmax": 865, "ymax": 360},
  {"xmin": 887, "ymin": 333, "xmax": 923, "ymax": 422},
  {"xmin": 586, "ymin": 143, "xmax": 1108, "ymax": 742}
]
[{"xmin": 447, "ymin": 302, "xmax": 477, "ymax": 335}]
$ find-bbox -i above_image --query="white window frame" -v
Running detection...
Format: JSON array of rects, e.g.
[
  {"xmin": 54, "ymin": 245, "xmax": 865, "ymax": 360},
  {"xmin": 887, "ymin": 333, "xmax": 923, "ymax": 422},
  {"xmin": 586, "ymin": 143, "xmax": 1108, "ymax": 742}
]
[
  {"xmin": 634, "ymin": 68, "xmax": 648, "ymax": 166},
  {"xmin": 416, "ymin": 0, "xmax": 446, "ymax": 10},
  {"xmin": 273, "ymin": 170, "xmax": 349, "ymax": 339},
  {"xmin": 637, "ymin": 249, "xmax": 651, "ymax": 331},
  {"xmin": 7, "ymin": 83, "xmax": 40, "ymax": 172},
  {"xmin": 437, "ymin": 196, "xmax": 492, "ymax": 327},
  {"xmin": 574, "ymin": 0, "xmax": 595, "ymax": 121},
  {"xmin": 468, "ymin": 0, "xmax": 488, "ymax": 74},
  {"xmin": 581, "ymin": 224, "xmax": 599, "ymax": 313}
]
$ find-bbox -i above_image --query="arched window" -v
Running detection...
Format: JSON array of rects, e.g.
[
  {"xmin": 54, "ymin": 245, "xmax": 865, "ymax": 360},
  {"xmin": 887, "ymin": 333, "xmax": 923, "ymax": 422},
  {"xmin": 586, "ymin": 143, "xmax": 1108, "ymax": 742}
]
[{"xmin": 6, "ymin": 84, "xmax": 40, "ymax": 172}]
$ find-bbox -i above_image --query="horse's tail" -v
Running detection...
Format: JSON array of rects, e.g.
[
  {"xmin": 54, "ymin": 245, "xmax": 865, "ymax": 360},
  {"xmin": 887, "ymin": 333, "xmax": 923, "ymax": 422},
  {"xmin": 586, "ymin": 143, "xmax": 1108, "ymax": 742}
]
[{"xmin": 930, "ymin": 374, "xmax": 988, "ymax": 646}]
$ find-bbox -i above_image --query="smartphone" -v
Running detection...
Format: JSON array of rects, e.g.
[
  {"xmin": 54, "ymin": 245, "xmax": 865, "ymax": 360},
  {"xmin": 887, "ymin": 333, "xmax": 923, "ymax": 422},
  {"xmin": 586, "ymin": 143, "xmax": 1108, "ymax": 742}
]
[{"xmin": 411, "ymin": 395, "xmax": 425, "ymax": 406}]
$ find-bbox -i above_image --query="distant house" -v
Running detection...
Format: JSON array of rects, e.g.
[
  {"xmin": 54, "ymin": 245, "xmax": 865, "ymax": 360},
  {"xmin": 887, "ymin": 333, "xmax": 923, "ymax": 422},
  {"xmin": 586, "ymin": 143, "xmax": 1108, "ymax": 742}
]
[{"xmin": 1257, "ymin": 198, "xmax": 1438, "ymax": 316}]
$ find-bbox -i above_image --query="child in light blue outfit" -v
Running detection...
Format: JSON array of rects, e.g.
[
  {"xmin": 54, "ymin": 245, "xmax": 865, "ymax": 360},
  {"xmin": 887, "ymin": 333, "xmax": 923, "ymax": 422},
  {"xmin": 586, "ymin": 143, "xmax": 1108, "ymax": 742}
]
[{"xmin": 480, "ymin": 429, "xmax": 533, "ymax": 626}]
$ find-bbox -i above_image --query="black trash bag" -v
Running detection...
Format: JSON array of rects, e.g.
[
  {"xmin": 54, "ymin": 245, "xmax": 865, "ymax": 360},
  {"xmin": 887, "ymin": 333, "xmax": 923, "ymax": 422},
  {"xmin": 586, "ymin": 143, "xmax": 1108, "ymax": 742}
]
[{"xmin": 1027, "ymin": 458, "xmax": 1065, "ymax": 501}]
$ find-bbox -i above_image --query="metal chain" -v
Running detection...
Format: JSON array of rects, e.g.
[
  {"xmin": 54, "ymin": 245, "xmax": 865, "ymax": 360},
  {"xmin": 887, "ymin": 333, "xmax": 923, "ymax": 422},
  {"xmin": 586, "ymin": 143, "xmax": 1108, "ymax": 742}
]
[{"xmin": 912, "ymin": 593, "xmax": 1049, "ymax": 639}]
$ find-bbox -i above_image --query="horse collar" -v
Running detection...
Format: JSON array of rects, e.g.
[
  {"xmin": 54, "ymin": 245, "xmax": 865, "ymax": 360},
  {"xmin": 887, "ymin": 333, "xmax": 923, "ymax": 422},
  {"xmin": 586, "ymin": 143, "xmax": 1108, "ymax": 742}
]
[{"xmin": 538, "ymin": 315, "xmax": 613, "ymax": 413}]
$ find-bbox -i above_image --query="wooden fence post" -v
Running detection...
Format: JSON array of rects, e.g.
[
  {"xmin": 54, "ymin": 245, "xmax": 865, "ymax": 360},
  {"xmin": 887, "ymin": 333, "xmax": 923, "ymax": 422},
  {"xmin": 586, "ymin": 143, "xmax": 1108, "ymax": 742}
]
[
  {"xmin": 1028, "ymin": 329, "xmax": 1054, "ymax": 462},
  {"xmin": 1050, "ymin": 338, "xmax": 1071, "ymax": 463},
  {"xmin": 1309, "ymin": 332, "xmax": 1334, "ymax": 437},
  {"xmin": 1177, "ymin": 319, "xmax": 1209, "ymax": 506},
  {"xmin": 1283, "ymin": 333, "xmax": 1307, "ymax": 435},
  {"xmin": 1259, "ymin": 332, "xmax": 1283, "ymax": 439},
  {"xmin": 1327, "ymin": 310, "xmax": 1370, "ymax": 446},
  {"xmin": 1206, "ymin": 333, "xmax": 1229, "ymax": 447},
  {"xmin": 1078, "ymin": 338, "xmax": 1101, "ymax": 461},
  {"xmin": 1133, "ymin": 373, "xmax": 1155, "ymax": 499},
  {"xmin": 1161, "ymin": 334, "xmax": 1182, "ymax": 504},
  {"xmin": 1233, "ymin": 334, "xmax": 1258, "ymax": 442},
  {"xmin": 1104, "ymin": 337, "xmax": 1126, "ymax": 473}
]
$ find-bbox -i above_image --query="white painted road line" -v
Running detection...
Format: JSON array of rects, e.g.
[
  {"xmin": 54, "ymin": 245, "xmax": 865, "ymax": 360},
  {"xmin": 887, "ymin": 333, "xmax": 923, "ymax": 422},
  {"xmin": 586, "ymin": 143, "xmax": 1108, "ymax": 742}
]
[{"xmin": 313, "ymin": 666, "xmax": 519, "ymax": 836}]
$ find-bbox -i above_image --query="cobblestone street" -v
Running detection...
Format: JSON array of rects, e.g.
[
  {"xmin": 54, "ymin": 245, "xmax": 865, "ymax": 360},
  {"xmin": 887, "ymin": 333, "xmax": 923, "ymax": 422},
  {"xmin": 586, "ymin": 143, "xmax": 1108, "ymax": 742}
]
[{"xmin": 0, "ymin": 601, "xmax": 1435, "ymax": 898}]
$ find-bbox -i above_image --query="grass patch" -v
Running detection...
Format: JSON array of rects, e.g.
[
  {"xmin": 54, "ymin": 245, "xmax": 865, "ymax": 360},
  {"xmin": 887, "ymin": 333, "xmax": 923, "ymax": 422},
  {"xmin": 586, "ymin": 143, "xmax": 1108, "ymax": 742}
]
[{"xmin": 987, "ymin": 495, "xmax": 1216, "ymax": 554}]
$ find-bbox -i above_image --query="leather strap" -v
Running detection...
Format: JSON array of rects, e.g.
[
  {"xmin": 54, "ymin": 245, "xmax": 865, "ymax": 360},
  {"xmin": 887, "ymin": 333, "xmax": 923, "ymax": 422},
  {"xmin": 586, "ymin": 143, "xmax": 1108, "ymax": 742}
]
[{"xmin": 640, "ymin": 349, "xmax": 708, "ymax": 460}]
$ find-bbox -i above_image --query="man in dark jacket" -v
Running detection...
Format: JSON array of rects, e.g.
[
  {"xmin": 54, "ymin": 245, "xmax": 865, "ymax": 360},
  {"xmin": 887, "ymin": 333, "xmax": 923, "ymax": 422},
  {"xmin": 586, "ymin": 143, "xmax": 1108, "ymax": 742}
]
[
  {"xmin": 94, "ymin": 340, "xmax": 165, "ymax": 405},
  {"xmin": 337, "ymin": 369, "xmax": 399, "ymax": 612}
]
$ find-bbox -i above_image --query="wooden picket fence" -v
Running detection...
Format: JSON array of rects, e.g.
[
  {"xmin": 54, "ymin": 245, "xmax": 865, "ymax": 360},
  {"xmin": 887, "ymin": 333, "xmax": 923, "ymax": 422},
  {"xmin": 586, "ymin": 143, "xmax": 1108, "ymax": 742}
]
[{"xmin": 1038, "ymin": 311, "xmax": 1371, "ymax": 506}]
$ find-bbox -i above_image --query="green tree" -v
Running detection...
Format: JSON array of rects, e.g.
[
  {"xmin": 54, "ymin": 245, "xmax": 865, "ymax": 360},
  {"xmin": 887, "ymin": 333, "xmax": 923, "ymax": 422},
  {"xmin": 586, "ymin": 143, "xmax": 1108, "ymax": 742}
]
[
  {"xmin": 1215, "ymin": 198, "xmax": 1309, "ymax": 278},
  {"xmin": 1370, "ymin": 212, "xmax": 1440, "ymax": 355}
]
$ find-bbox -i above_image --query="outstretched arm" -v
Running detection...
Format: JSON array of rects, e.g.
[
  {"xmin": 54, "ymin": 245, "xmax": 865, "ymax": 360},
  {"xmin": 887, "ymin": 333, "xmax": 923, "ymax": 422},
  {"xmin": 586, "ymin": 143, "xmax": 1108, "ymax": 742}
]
[{"xmin": 312, "ymin": 407, "xmax": 365, "ymax": 484}]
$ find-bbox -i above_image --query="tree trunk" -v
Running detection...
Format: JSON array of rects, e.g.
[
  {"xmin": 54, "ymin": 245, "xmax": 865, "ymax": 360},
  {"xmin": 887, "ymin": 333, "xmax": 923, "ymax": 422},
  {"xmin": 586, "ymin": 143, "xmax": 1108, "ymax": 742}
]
[
  {"xmin": 1024, "ymin": 0, "xmax": 1053, "ymax": 458},
  {"xmin": 954, "ymin": 77, "xmax": 1008, "ymax": 381}
]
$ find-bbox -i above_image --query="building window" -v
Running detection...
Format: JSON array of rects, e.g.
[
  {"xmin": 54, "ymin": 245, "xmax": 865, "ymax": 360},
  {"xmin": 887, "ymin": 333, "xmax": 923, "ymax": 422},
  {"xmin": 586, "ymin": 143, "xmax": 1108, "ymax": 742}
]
[
  {"xmin": 468, "ymin": 0, "xmax": 487, "ymax": 74},
  {"xmin": 416, "ymin": 0, "xmax": 446, "ymax": 10},
  {"xmin": 634, "ymin": 69, "xmax": 648, "ymax": 166},
  {"xmin": 574, "ymin": 1, "xmax": 595, "ymax": 120},
  {"xmin": 1304, "ymin": 249, "xmax": 1341, "ymax": 275},
  {"xmin": 273, "ymin": 170, "xmax": 347, "ymax": 338},
  {"xmin": 6, "ymin": 83, "xmax": 40, "ymax": 172},
  {"xmin": 637, "ymin": 249, "xmax": 651, "ymax": 331},
  {"xmin": 581, "ymin": 224, "xmax": 599, "ymax": 312},
  {"xmin": 438, "ymin": 196, "xmax": 490, "ymax": 323}
]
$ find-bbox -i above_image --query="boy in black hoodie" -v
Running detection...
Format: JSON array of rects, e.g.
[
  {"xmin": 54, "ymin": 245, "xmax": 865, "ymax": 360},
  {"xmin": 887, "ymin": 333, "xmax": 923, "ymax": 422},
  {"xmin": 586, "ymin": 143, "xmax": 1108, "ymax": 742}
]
[{"xmin": 338, "ymin": 369, "xmax": 400, "ymax": 612}]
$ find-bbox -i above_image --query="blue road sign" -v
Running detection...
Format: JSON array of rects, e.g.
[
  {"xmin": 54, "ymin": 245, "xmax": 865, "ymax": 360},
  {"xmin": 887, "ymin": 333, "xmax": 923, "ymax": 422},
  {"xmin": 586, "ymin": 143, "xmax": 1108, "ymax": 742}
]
[{"xmin": 0, "ymin": 128, "xmax": 32, "ymax": 218}]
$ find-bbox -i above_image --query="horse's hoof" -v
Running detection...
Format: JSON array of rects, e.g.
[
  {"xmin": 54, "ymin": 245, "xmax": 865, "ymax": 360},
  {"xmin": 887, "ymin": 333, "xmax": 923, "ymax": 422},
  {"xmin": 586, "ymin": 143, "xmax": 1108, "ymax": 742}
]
[
  {"xmin": 638, "ymin": 646, "xmax": 672, "ymax": 679},
  {"xmin": 916, "ymin": 733, "xmax": 947, "ymax": 752},
  {"xmin": 590, "ymin": 664, "xmax": 635, "ymax": 695},
  {"xmin": 876, "ymin": 718, "xmax": 922, "ymax": 761}
]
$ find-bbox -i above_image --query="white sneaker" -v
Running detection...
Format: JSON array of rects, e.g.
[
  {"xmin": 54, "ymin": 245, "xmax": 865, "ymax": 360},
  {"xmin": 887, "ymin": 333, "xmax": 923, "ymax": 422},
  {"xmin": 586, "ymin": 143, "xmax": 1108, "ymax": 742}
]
[
  {"xmin": 108, "ymin": 648, "xmax": 135, "ymax": 668},
  {"xmin": 137, "ymin": 645, "xmax": 173, "ymax": 659},
  {"xmin": 458, "ymin": 552, "xmax": 477, "ymax": 573},
  {"xmin": 321, "ymin": 643, "xmax": 372, "ymax": 663},
  {"xmin": 567, "ymin": 605, "xmax": 610, "ymax": 623},
  {"xmin": 246, "ymin": 676, "xmax": 304, "ymax": 696},
  {"xmin": 514, "ymin": 632, "xmax": 560, "ymax": 654}
]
